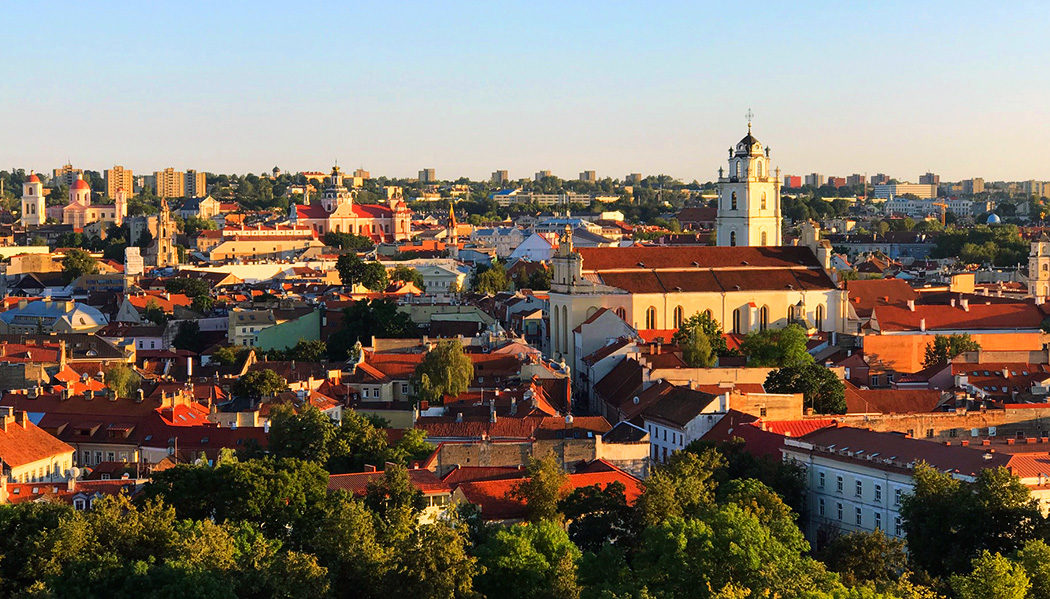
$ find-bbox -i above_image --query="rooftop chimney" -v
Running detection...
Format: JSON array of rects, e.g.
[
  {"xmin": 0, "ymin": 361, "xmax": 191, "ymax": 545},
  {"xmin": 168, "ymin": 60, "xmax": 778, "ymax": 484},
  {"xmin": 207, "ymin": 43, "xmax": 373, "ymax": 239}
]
[
  {"xmin": 456, "ymin": 412, "xmax": 463, "ymax": 423},
  {"xmin": 907, "ymin": 299, "xmax": 915, "ymax": 311},
  {"xmin": 920, "ymin": 318, "xmax": 926, "ymax": 332},
  {"xmin": 960, "ymin": 298, "xmax": 969, "ymax": 312}
]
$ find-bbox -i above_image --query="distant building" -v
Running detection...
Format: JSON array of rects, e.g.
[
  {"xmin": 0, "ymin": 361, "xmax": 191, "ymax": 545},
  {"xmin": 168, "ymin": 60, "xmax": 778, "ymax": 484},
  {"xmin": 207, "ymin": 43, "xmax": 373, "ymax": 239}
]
[
  {"xmin": 185, "ymin": 170, "xmax": 207, "ymax": 198},
  {"xmin": 846, "ymin": 174, "xmax": 866, "ymax": 187},
  {"xmin": 625, "ymin": 173, "xmax": 642, "ymax": 185},
  {"xmin": 870, "ymin": 173, "xmax": 890, "ymax": 185},
  {"xmin": 353, "ymin": 168, "xmax": 370, "ymax": 179},
  {"xmin": 1022, "ymin": 180, "xmax": 1048, "ymax": 198},
  {"xmin": 154, "ymin": 168, "xmax": 184, "ymax": 198},
  {"xmin": 828, "ymin": 176, "xmax": 846, "ymax": 188},
  {"xmin": 579, "ymin": 170, "xmax": 596, "ymax": 183},
  {"xmin": 804, "ymin": 173, "xmax": 825, "ymax": 187},
  {"xmin": 20, "ymin": 174, "xmax": 45, "ymax": 227},
  {"xmin": 292, "ymin": 166, "xmax": 412, "ymax": 241},
  {"xmin": 104, "ymin": 165, "xmax": 134, "ymax": 200},
  {"xmin": 716, "ymin": 125, "xmax": 782, "ymax": 247},
  {"xmin": 491, "ymin": 170, "xmax": 509, "ymax": 185},
  {"xmin": 918, "ymin": 172, "xmax": 940, "ymax": 185},
  {"xmin": 963, "ymin": 178, "xmax": 985, "ymax": 195},
  {"xmin": 0, "ymin": 299, "xmax": 109, "ymax": 334},
  {"xmin": 535, "ymin": 170, "xmax": 552, "ymax": 182},
  {"xmin": 52, "ymin": 164, "xmax": 83, "ymax": 187},
  {"xmin": 783, "ymin": 175, "xmax": 802, "ymax": 188},
  {"xmin": 873, "ymin": 183, "xmax": 937, "ymax": 200},
  {"xmin": 61, "ymin": 174, "xmax": 127, "ymax": 228},
  {"xmin": 418, "ymin": 168, "xmax": 436, "ymax": 184}
]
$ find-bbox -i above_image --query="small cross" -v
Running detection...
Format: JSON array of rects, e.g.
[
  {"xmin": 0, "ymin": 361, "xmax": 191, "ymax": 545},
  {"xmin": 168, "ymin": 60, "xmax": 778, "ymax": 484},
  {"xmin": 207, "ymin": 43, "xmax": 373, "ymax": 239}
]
[{"xmin": 745, "ymin": 108, "xmax": 754, "ymax": 133}]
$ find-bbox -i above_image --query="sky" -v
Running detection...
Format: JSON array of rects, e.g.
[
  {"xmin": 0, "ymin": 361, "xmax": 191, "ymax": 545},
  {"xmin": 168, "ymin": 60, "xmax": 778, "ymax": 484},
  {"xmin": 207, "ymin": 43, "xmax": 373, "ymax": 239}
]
[{"xmin": 2, "ymin": 1, "xmax": 1048, "ymax": 183}]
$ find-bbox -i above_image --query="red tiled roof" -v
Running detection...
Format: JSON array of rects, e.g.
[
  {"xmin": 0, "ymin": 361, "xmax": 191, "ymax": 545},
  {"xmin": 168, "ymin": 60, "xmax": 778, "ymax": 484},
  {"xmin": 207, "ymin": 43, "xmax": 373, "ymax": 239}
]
[
  {"xmin": 440, "ymin": 466, "xmax": 525, "ymax": 485},
  {"xmin": 0, "ymin": 415, "xmax": 74, "ymax": 467},
  {"xmin": 366, "ymin": 352, "xmax": 424, "ymax": 380},
  {"xmin": 5, "ymin": 479, "xmax": 137, "ymax": 505},
  {"xmin": 577, "ymin": 246, "xmax": 822, "ymax": 271},
  {"xmin": 327, "ymin": 468, "xmax": 450, "ymax": 496},
  {"xmin": 873, "ymin": 302, "xmax": 1044, "ymax": 332},
  {"xmin": 843, "ymin": 382, "xmax": 943, "ymax": 414},
  {"xmin": 846, "ymin": 279, "xmax": 919, "ymax": 318},
  {"xmin": 760, "ymin": 418, "xmax": 836, "ymax": 438}
]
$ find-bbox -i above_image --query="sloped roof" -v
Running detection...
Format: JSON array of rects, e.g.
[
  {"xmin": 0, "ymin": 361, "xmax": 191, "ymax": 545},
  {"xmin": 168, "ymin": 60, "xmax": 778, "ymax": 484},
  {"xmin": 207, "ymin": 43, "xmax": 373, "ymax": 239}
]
[
  {"xmin": 873, "ymin": 302, "xmax": 1044, "ymax": 332},
  {"xmin": 0, "ymin": 415, "xmax": 74, "ymax": 467},
  {"xmin": 843, "ymin": 382, "xmax": 943, "ymax": 414},
  {"xmin": 327, "ymin": 468, "xmax": 450, "ymax": 496}
]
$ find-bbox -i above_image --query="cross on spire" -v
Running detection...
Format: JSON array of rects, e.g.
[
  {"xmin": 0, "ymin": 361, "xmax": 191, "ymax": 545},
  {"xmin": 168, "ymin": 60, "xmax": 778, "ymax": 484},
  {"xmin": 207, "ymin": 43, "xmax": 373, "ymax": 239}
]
[{"xmin": 745, "ymin": 108, "xmax": 754, "ymax": 134}]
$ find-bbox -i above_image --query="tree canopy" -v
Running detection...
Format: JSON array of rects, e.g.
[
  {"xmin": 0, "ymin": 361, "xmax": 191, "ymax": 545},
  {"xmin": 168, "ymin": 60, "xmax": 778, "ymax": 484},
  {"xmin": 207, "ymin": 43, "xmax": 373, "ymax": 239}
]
[
  {"xmin": 412, "ymin": 340, "xmax": 474, "ymax": 403},
  {"xmin": 923, "ymin": 333, "xmax": 981, "ymax": 368},
  {"xmin": 764, "ymin": 363, "xmax": 846, "ymax": 414},
  {"xmin": 740, "ymin": 323, "xmax": 813, "ymax": 367},
  {"xmin": 336, "ymin": 254, "xmax": 389, "ymax": 291},
  {"xmin": 61, "ymin": 248, "xmax": 99, "ymax": 283}
]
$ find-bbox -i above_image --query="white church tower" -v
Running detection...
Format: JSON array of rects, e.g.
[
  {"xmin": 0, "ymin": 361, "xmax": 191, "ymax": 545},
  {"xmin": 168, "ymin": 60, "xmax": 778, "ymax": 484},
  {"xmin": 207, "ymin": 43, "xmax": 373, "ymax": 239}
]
[
  {"xmin": 715, "ymin": 118, "xmax": 782, "ymax": 247},
  {"xmin": 1029, "ymin": 233, "xmax": 1050, "ymax": 299},
  {"xmin": 20, "ymin": 173, "xmax": 45, "ymax": 227}
]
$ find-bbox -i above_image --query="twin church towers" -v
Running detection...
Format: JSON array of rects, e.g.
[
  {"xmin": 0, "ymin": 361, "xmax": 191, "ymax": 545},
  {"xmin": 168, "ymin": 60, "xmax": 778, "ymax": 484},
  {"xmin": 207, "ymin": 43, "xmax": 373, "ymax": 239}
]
[{"xmin": 715, "ymin": 120, "xmax": 783, "ymax": 247}]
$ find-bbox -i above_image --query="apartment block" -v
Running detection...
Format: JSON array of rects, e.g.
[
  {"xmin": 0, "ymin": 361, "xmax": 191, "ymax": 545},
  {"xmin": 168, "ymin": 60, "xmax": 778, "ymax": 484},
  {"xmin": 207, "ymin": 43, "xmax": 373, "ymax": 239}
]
[
  {"xmin": 963, "ymin": 178, "xmax": 985, "ymax": 195},
  {"xmin": 804, "ymin": 173, "xmax": 825, "ymax": 187},
  {"xmin": 783, "ymin": 175, "xmax": 802, "ymax": 188},
  {"xmin": 52, "ymin": 164, "xmax": 83, "ymax": 187},
  {"xmin": 870, "ymin": 173, "xmax": 890, "ymax": 185},
  {"xmin": 625, "ymin": 173, "xmax": 642, "ymax": 185},
  {"xmin": 185, "ymin": 170, "xmax": 207, "ymax": 198},
  {"xmin": 491, "ymin": 170, "xmax": 509, "ymax": 185},
  {"xmin": 535, "ymin": 170, "xmax": 552, "ymax": 182},
  {"xmin": 828, "ymin": 176, "xmax": 846, "ymax": 188},
  {"xmin": 154, "ymin": 168, "xmax": 185, "ymax": 199},
  {"xmin": 873, "ymin": 183, "xmax": 938, "ymax": 200},
  {"xmin": 418, "ymin": 168, "xmax": 436, "ymax": 184},
  {"xmin": 918, "ymin": 172, "xmax": 940, "ymax": 185},
  {"xmin": 579, "ymin": 170, "xmax": 596, "ymax": 183},
  {"xmin": 104, "ymin": 166, "xmax": 134, "ymax": 199},
  {"xmin": 846, "ymin": 174, "xmax": 866, "ymax": 187}
]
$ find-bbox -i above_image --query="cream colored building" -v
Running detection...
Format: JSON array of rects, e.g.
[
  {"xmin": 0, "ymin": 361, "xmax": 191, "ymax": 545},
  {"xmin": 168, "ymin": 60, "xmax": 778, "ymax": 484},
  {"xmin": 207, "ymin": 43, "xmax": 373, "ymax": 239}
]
[
  {"xmin": 0, "ymin": 408, "xmax": 75, "ymax": 483},
  {"xmin": 547, "ymin": 230, "xmax": 844, "ymax": 369},
  {"xmin": 154, "ymin": 168, "xmax": 186, "ymax": 199},
  {"xmin": 208, "ymin": 237, "xmax": 324, "ymax": 262},
  {"xmin": 185, "ymin": 170, "xmax": 207, "ymax": 198},
  {"xmin": 104, "ymin": 165, "xmax": 134, "ymax": 199},
  {"xmin": 716, "ymin": 124, "xmax": 782, "ymax": 247}
]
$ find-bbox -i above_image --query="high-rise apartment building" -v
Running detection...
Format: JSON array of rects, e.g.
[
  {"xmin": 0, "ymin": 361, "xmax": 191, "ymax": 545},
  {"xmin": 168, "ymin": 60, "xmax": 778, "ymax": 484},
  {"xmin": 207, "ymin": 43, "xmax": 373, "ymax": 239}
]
[
  {"xmin": 104, "ymin": 165, "xmax": 134, "ymax": 199},
  {"xmin": 873, "ymin": 183, "xmax": 937, "ymax": 200},
  {"xmin": 535, "ymin": 170, "xmax": 552, "ymax": 182},
  {"xmin": 418, "ymin": 168, "xmax": 436, "ymax": 183},
  {"xmin": 846, "ymin": 174, "xmax": 866, "ymax": 187},
  {"xmin": 491, "ymin": 170, "xmax": 509, "ymax": 185},
  {"xmin": 783, "ymin": 175, "xmax": 802, "ymax": 188},
  {"xmin": 919, "ymin": 172, "xmax": 940, "ymax": 185},
  {"xmin": 52, "ymin": 164, "xmax": 83, "ymax": 187},
  {"xmin": 185, "ymin": 170, "xmax": 207, "ymax": 198},
  {"xmin": 154, "ymin": 168, "xmax": 185, "ymax": 199},
  {"xmin": 579, "ymin": 170, "xmax": 596, "ymax": 183},
  {"xmin": 963, "ymin": 178, "xmax": 985, "ymax": 195},
  {"xmin": 871, "ymin": 173, "xmax": 890, "ymax": 185},
  {"xmin": 353, "ymin": 168, "xmax": 370, "ymax": 179},
  {"xmin": 626, "ymin": 173, "xmax": 642, "ymax": 185},
  {"xmin": 804, "ymin": 173, "xmax": 825, "ymax": 187},
  {"xmin": 828, "ymin": 176, "xmax": 846, "ymax": 188}
]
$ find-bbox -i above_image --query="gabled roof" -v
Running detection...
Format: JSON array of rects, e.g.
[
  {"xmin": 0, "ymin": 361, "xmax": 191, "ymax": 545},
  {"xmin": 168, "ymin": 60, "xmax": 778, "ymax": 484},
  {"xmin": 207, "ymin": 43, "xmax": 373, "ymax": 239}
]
[
  {"xmin": 0, "ymin": 414, "xmax": 74, "ymax": 467},
  {"xmin": 843, "ymin": 381, "xmax": 943, "ymax": 414},
  {"xmin": 577, "ymin": 245, "xmax": 823, "ymax": 271},
  {"xmin": 846, "ymin": 278, "xmax": 919, "ymax": 318},
  {"xmin": 642, "ymin": 385, "xmax": 720, "ymax": 427},
  {"xmin": 327, "ymin": 468, "xmax": 450, "ymax": 496},
  {"xmin": 873, "ymin": 302, "xmax": 1044, "ymax": 332}
]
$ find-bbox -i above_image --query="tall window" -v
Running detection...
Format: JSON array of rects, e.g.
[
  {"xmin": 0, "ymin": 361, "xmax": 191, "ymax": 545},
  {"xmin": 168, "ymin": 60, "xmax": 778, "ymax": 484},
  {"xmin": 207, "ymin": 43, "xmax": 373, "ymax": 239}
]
[
  {"xmin": 761, "ymin": 192, "xmax": 767, "ymax": 209},
  {"xmin": 759, "ymin": 306, "xmax": 769, "ymax": 331},
  {"xmin": 816, "ymin": 304, "xmax": 825, "ymax": 330},
  {"xmin": 731, "ymin": 192, "xmax": 737, "ymax": 210},
  {"xmin": 615, "ymin": 307, "xmax": 626, "ymax": 320},
  {"xmin": 761, "ymin": 231, "xmax": 767, "ymax": 246},
  {"xmin": 645, "ymin": 306, "xmax": 657, "ymax": 329},
  {"xmin": 561, "ymin": 305, "xmax": 568, "ymax": 350},
  {"xmin": 672, "ymin": 306, "xmax": 684, "ymax": 328},
  {"xmin": 732, "ymin": 308, "xmax": 742, "ymax": 334},
  {"xmin": 730, "ymin": 231, "xmax": 737, "ymax": 246}
]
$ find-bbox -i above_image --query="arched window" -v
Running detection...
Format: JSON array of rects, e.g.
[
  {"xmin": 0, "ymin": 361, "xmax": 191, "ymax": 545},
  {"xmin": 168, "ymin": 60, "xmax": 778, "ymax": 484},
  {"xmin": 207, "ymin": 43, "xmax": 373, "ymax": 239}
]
[
  {"xmin": 561, "ymin": 305, "xmax": 569, "ymax": 350},
  {"xmin": 757, "ymin": 161, "xmax": 763, "ymax": 178},
  {"xmin": 645, "ymin": 306, "xmax": 657, "ymax": 329},
  {"xmin": 816, "ymin": 304, "xmax": 825, "ymax": 330},
  {"xmin": 731, "ymin": 192, "xmax": 737, "ymax": 210},
  {"xmin": 761, "ymin": 231, "xmax": 768, "ymax": 246},
  {"xmin": 735, "ymin": 161, "xmax": 741, "ymax": 178},
  {"xmin": 730, "ymin": 231, "xmax": 737, "ymax": 247},
  {"xmin": 702, "ymin": 309, "xmax": 714, "ymax": 323},
  {"xmin": 759, "ymin": 306, "xmax": 769, "ymax": 331},
  {"xmin": 761, "ymin": 192, "xmax": 767, "ymax": 209},
  {"xmin": 673, "ymin": 305, "xmax": 684, "ymax": 328},
  {"xmin": 615, "ymin": 307, "xmax": 626, "ymax": 320},
  {"xmin": 732, "ymin": 308, "xmax": 742, "ymax": 334},
  {"xmin": 551, "ymin": 306, "xmax": 559, "ymax": 352},
  {"xmin": 1043, "ymin": 263, "xmax": 1048, "ymax": 272}
]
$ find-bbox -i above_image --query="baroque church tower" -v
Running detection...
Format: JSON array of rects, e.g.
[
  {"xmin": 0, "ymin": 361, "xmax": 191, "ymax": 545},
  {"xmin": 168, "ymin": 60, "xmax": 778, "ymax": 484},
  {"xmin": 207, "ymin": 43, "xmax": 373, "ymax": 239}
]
[
  {"xmin": 1029, "ymin": 234, "xmax": 1050, "ymax": 299},
  {"xmin": 715, "ymin": 120, "xmax": 782, "ymax": 247},
  {"xmin": 21, "ymin": 173, "xmax": 45, "ymax": 227}
]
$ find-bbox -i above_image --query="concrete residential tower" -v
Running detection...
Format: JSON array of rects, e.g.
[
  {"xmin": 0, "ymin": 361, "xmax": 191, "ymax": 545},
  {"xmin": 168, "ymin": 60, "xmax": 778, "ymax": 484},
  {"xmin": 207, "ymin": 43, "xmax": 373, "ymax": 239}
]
[{"xmin": 715, "ymin": 123, "xmax": 782, "ymax": 247}]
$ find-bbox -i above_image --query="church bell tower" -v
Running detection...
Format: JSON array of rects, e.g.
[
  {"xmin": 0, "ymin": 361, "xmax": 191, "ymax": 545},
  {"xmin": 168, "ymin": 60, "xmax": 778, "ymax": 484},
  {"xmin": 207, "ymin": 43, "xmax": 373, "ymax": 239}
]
[{"xmin": 715, "ymin": 115, "xmax": 782, "ymax": 247}]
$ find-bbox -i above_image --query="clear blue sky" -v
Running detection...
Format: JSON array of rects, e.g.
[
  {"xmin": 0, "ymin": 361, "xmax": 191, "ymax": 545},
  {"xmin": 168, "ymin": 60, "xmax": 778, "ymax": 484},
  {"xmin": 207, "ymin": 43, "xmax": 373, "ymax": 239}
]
[{"xmin": 2, "ymin": 1, "xmax": 1047, "ymax": 182}]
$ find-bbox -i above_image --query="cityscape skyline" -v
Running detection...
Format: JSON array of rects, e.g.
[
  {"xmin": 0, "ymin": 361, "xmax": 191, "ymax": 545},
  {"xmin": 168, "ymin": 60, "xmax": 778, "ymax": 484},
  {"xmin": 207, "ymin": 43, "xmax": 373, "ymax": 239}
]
[{"xmin": 2, "ymin": 2, "xmax": 1048, "ymax": 181}]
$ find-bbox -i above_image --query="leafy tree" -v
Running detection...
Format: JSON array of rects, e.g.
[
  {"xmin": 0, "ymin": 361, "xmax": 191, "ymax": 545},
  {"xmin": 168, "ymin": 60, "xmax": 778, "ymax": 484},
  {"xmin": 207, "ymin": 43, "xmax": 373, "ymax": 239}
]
[
  {"xmin": 390, "ymin": 265, "xmax": 425, "ymax": 290},
  {"xmin": 950, "ymin": 551, "xmax": 1029, "ymax": 599},
  {"xmin": 901, "ymin": 464, "xmax": 1043, "ymax": 578},
  {"xmin": 233, "ymin": 368, "xmax": 288, "ymax": 401},
  {"xmin": 474, "ymin": 261, "xmax": 510, "ymax": 294},
  {"xmin": 181, "ymin": 215, "xmax": 217, "ymax": 237},
  {"xmin": 327, "ymin": 299, "xmax": 417, "ymax": 360},
  {"xmin": 558, "ymin": 480, "xmax": 639, "ymax": 552},
  {"xmin": 172, "ymin": 321, "xmax": 201, "ymax": 352},
  {"xmin": 336, "ymin": 253, "xmax": 388, "ymax": 290},
  {"xmin": 60, "ymin": 248, "xmax": 99, "ymax": 283},
  {"xmin": 475, "ymin": 521, "xmax": 581, "ymax": 599},
  {"xmin": 327, "ymin": 409, "xmax": 395, "ymax": 473},
  {"xmin": 819, "ymin": 529, "xmax": 907, "ymax": 586},
  {"xmin": 510, "ymin": 453, "xmax": 568, "ymax": 523},
  {"xmin": 271, "ymin": 339, "xmax": 328, "ymax": 363},
  {"xmin": 384, "ymin": 521, "xmax": 478, "ymax": 599},
  {"xmin": 104, "ymin": 364, "xmax": 141, "ymax": 398},
  {"xmin": 923, "ymin": 333, "xmax": 981, "ymax": 368},
  {"xmin": 306, "ymin": 493, "xmax": 389, "ymax": 599},
  {"xmin": 764, "ymin": 363, "xmax": 846, "ymax": 414},
  {"xmin": 269, "ymin": 404, "xmax": 336, "ymax": 464},
  {"xmin": 688, "ymin": 437, "xmax": 806, "ymax": 514},
  {"xmin": 142, "ymin": 299, "xmax": 168, "ymax": 326},
  {"xmin": 164, "ymin": 277, "xmax": 209, "ymax": 297},
  {"xmin": 191, "ymin": 294, "xmax": 214, "ymax": 314},
  {"xmin": 1016, "ymin": 539, "xmax": 1050, "ymax": 599},
  {"xmin": 740, "ymin": 323, "xmax": 813, "ymax": 367},
  {"xmin": 388, "ymin": 428, "xmax": 434, "ymax": 466},
  {"xmin": 412, "ymin": 339, "xmax": 474, "ymax": 403},
  {"xmin": 673, "ymin": 311, "xmax": 728, "ymax": 356},
  {"xmin": 212, "ymin": 345, "xmax": 249, "ymax": 368},
  {"xmin": 324, "ymin": 232, "xmax": 375, "ymax": 251},
  {"xmin": 364, "ymin": 464, "xmax": 425, "ymax": 522},
  {"xmin": 637, "ymin": 449, "xmax": 725, "ymax": 526}
]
